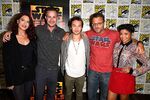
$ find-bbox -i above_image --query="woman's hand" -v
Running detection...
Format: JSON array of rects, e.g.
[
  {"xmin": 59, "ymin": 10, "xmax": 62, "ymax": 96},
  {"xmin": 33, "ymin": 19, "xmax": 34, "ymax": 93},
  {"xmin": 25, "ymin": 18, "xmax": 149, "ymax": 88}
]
[
  {"xmin": 121, "ymin": 67, "xmax": 132, "ymax": 73},
  {"xmin": 7, "ymin": 85, "xmax": 14, "ymax": 90}
]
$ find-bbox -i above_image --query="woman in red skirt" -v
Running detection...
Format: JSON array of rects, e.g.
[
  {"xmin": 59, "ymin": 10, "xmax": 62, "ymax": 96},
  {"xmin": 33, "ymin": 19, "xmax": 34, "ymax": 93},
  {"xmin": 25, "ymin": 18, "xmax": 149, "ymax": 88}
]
[{"xmin": 108, "ymin": 24, "xmax": 150, "ymax": 100}]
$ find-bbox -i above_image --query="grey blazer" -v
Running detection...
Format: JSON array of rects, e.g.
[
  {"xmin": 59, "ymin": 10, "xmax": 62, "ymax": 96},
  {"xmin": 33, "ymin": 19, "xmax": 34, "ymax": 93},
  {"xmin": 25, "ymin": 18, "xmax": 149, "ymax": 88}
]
[{"xmin": 60, "ymin": 33, "xmax": 90, "ymax": 75}]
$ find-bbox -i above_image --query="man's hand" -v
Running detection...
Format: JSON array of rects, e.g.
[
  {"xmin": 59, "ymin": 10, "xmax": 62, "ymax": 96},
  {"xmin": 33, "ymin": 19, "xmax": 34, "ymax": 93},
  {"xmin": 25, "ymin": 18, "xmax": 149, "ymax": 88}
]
[
  {"xmin": 2, "ymin": 31, "xmax": 12, "ymax": 42},
  {"xmin": 62, "ymin": 32, "xmax": 69, "ymax": 41},
  {"xmin": 136, "ymin": 42, "xmax": 145, "ymax": 54}
]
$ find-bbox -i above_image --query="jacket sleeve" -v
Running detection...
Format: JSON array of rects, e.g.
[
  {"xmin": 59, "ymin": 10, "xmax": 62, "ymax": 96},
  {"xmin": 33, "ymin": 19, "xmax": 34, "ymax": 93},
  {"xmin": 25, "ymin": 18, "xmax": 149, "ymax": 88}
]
[
  {"xmin": 132, "ymin": 53, "xmax": 150, "ymax": 76},
  {"xmin": 2, "ymin": 40, "xmax": 15, "ymax": 86},
  {"xmin": 60, "ymin": 41, "xmax": 66, "ymax": 76},
  {"xmin": 86, "ymin": 37, "xmax": 90, "ymax": 76},
  {"xmin": 31, "ymin": 39, "xmax": 37, "ymax": 69}
]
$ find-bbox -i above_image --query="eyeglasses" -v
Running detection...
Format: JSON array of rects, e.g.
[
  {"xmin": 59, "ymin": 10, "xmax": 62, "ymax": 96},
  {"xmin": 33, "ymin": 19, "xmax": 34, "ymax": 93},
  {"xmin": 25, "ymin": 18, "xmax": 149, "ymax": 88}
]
[{"xmin": 92, "ymin": 22, "xmax": 104, "ymax": 27}]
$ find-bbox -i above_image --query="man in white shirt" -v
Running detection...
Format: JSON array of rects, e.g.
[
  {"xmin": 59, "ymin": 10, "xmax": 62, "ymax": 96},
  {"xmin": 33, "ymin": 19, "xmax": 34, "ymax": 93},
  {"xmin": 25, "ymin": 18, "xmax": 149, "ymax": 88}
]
[{"xmin": 61, "ymin": 16, "xmax": 90, "ymax": 100}]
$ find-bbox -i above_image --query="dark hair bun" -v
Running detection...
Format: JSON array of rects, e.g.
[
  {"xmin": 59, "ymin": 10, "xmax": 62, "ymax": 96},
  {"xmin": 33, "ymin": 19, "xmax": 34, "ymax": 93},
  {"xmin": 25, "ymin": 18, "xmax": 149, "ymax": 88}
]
[{"xmin": 117, "ymin": 24, "xmax": 135, "ymax": 33}]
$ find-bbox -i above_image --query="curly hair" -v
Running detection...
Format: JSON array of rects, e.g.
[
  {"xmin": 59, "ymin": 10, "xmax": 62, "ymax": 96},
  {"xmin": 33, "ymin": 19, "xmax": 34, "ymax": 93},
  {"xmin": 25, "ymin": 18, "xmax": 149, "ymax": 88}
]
[{"xmin": 6, "ymin": 13, "xmax": 36, "ymax": 40}]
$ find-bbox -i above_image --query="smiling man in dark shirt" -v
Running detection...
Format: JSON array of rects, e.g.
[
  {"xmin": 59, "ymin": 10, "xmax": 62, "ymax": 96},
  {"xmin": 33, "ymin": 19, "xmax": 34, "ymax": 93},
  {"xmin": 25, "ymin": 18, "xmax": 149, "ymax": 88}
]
[{"xmin": 35, "ymin": 7, "xmax": 65, "ymax": 100}]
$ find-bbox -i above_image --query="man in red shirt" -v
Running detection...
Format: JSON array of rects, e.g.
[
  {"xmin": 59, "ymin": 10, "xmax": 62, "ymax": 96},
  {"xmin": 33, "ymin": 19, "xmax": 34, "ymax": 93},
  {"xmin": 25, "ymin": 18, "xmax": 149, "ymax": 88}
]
[{"xmin": 86, "ymin": 12, "xmax": 120, "ymax": 100}]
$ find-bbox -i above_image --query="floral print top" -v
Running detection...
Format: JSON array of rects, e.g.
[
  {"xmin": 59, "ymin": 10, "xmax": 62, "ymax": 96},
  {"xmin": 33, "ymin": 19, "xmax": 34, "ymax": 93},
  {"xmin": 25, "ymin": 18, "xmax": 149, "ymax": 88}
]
[{"xmin": 113, "ymin": 40, "xmax": 150, "ymax": 76}]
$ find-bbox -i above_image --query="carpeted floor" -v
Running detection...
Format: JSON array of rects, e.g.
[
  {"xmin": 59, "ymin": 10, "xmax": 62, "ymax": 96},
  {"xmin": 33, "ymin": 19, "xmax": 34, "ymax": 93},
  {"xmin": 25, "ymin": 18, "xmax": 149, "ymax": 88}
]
[{"xmin": 71, "ymin": 93, "xmax": 150, "ymax": 100}]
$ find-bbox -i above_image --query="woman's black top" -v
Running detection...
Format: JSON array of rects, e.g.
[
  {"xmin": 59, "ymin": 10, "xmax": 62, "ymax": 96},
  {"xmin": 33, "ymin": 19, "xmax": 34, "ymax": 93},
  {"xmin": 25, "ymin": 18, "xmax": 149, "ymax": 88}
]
[{"xmin": 2, "ymin": 33, "xmax": 37, "ymax": 86}]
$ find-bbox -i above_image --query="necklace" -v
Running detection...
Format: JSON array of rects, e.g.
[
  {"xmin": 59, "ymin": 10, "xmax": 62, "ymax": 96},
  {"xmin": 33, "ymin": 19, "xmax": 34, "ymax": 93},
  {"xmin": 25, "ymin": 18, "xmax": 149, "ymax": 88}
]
[{"xmin": 73, "ymin": 41, "xmax": 80, "ymax": 55}]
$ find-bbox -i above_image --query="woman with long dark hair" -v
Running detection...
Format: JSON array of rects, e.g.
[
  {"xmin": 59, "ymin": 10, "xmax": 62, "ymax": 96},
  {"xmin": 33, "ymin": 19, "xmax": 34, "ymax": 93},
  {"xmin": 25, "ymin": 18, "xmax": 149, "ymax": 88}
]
[{"xmin": 2, "ymin": 13, "xmax": 37, "ymax": 100}]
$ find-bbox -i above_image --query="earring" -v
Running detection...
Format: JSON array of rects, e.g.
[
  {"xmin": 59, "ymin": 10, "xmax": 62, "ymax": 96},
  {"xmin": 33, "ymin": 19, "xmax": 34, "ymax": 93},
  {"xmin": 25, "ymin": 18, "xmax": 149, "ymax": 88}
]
[{"xmin": 17, "ymin": 20, "xmax": 19, "ymax": 24}]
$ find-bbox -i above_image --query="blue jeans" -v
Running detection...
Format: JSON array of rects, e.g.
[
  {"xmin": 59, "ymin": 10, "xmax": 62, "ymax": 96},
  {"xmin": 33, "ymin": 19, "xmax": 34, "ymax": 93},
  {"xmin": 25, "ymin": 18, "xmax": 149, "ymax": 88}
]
[{"xmin": 88, "ymin": 69, "xmax": 110, "ymax": 100}]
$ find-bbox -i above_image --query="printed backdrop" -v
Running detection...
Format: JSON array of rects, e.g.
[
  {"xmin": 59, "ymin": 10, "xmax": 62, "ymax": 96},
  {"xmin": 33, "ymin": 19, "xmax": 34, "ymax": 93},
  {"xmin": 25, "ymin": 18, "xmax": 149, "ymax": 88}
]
[{"xmin": 0, "ymin": 0, "xmax": 150, "ymax": 94}]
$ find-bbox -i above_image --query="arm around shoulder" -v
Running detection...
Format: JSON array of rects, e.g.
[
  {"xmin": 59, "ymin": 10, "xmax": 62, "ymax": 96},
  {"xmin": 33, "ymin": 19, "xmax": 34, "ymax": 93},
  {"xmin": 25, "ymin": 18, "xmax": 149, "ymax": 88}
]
[{"xmin": 2, "ymin": 31, "xmax": 12, "ymax": 42}]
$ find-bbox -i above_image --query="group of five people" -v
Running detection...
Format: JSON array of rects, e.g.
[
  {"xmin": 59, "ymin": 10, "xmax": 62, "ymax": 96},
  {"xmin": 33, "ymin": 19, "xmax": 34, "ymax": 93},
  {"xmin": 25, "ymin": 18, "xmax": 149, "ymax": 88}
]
[{"xmin": 2, "ymin": 7, "xmax": 150, "ymax": 100}]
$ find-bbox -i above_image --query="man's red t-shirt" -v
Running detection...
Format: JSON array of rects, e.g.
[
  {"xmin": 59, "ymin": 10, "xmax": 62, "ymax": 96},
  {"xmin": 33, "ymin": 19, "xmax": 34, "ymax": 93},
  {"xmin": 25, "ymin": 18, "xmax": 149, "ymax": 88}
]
[{"xmin": 86, "ymin": 29, "xmax": 120, "ymax": 72}]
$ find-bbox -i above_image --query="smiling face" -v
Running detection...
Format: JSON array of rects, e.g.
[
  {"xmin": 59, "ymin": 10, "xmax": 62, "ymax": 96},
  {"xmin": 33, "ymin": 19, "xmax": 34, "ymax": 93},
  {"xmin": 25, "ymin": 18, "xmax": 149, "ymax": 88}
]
[
  {"xmin": 45, "ymin": 10, "xmax": 57, "ymax": 28},
  {"xmin": 120, "ymin": 29, "xmax": 132, "ymax": 44},
  {"xmin": 92, "ymin": 17, "xmax": 104, "ymax": 34},
  {"xmin": 17, "ymin": 15, "xmax": 30, "ymax": 31},
  {"xmin": 71, "ymin": 20, "xmax": 83, "ymax": 35}
]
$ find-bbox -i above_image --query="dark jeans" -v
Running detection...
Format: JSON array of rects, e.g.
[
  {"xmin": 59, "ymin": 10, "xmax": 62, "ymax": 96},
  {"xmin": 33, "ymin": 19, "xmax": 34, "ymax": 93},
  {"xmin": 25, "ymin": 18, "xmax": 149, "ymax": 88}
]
[
  {"xmin": 88, "ymin": 69, "xmax": 110, "ymax": 100},
  {"xmin": 35, "ymin": 67, "xmax": 58, "ymax": 100},
  {"xmin": 13, "ymin": 81, "xmax": 33, "ymax": 100},
  {"xmin": 65, "ymin": 74, "xmax": 85, "ymax": 100}
]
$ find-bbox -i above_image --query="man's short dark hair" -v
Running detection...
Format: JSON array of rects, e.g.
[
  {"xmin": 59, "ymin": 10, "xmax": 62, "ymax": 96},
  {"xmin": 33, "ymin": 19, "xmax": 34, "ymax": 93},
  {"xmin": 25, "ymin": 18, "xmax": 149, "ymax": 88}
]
[
  {"xmin": 68, "ymin": 16, "xmax": 83, "ymax": 32},
  {"xmin": 117, "ymin": 24, "xmax": 135, "ymax": 33},
  {"xmin": 43, "ymin": 7, "xmax": 59, "ymax": 17},
  {"xmin": 89, "ymin": 12, "xmax": 105, "ymax": 29}
]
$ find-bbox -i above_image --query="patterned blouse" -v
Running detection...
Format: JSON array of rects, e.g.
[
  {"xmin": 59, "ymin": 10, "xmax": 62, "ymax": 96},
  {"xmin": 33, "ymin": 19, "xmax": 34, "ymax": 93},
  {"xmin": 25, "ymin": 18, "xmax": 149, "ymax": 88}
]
[{"xmin": 113, "ymin": 40, "xmax": 150, "ymax": 76}]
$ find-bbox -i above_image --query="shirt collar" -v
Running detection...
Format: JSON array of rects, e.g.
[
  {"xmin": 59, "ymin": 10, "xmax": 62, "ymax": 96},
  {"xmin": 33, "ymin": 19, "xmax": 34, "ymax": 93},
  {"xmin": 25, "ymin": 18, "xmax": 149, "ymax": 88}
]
[
  {"xmin": 120, "ymin": 39, "xmax": 132, "ymax": 47},
  {"xmin": 44, "ymin": 24, "xmax": 58, "ymax": 32}
]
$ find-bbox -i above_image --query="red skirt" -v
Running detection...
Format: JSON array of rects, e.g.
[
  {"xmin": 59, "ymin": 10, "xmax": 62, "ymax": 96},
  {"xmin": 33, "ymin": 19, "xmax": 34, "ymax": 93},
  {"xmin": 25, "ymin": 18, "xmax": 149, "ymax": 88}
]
[{"xmin": 109, "ymin": 68, "xmax": 135, "ymax": 94}]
